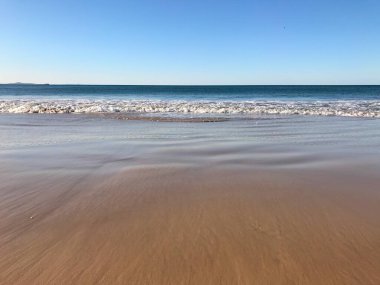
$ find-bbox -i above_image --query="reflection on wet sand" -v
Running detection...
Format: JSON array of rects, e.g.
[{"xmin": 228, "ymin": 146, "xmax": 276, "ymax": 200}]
[{"xmin": 0, "ymin": 114, "xmax": 380, "ymax": 284}]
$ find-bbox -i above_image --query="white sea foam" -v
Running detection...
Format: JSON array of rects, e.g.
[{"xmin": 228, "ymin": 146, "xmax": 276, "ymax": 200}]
[{"xmin": 0, "ymin": 99, "xmax": 379, "ymax": 118}]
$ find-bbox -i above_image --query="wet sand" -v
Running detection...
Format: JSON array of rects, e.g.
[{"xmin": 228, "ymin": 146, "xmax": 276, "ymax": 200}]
[{"xmin": 1, "ymin": 114, "xmax": 380, "ymax": 284}]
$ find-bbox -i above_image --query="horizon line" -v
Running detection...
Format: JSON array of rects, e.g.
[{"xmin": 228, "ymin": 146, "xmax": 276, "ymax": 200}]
[{"xmin": 1, "ymin": 83, "xmax": 379, "ymax": 86}]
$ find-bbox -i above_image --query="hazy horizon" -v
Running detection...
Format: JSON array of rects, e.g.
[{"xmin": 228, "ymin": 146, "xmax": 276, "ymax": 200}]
[
  {"xmin": 2, "ymin": 82, "xmax": 380, "ymax": 86},
  {"xmin": 1, "ymin": 80, "xmax": 380, "ymax": 86}
]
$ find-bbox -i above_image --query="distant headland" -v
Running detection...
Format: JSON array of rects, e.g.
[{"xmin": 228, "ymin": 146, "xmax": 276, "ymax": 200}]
[{"xmin": 2, "ymin": 82, "xmax": 50, "ymax": 85}]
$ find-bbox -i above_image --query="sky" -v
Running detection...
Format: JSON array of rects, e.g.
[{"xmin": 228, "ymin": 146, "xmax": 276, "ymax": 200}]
[{"xmin": 0, "ymin": 0, "xmax": 379, "ymax": 85}]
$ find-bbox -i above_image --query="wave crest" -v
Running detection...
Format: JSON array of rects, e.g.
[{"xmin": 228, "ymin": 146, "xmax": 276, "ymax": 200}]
[{"xmin": 1, "ymin": 99, "xmax": 380, "ymax": 117}]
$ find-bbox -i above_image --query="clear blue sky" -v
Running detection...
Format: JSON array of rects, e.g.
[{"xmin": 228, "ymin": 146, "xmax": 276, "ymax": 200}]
[{"xmin": 1, "ymin": 0, "xmax": 379, "ymax": 84}]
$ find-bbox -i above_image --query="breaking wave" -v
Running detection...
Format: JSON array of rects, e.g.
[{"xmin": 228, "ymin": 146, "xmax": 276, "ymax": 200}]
[{"xmin": 1, "ymin": 99, "xmax": 380, "ymax": 118}]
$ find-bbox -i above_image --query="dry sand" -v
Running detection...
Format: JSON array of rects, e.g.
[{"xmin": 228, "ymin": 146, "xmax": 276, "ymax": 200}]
[{"xmin": 1, "ymin": 164, "xmax": 379, "ymax": 285}]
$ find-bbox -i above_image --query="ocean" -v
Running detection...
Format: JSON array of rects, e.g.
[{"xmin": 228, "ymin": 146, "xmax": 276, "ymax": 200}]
[{"xmin": 1, "ymin": 85, "xmax": 380, "ymax": 117}]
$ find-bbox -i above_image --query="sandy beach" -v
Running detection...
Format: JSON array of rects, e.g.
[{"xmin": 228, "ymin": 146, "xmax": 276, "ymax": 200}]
[
  {"xmin": 3, "ymin": 0, "xmax": 380, "ymax": 281},
  {"xmin": 1, "ymin": 114, "xmax": 380, "ymax": 284}
]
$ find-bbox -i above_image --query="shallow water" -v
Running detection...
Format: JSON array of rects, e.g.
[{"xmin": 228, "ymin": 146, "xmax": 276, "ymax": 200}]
[{"xmin": 1, "ymin": 114, "xmax": 380, "ymax": 284}]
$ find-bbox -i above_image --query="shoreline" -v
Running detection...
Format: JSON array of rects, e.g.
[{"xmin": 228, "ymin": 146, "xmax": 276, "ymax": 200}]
[{"xmin": 1, "ymin": 114, "xmax": 380, "ymax": 284}]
